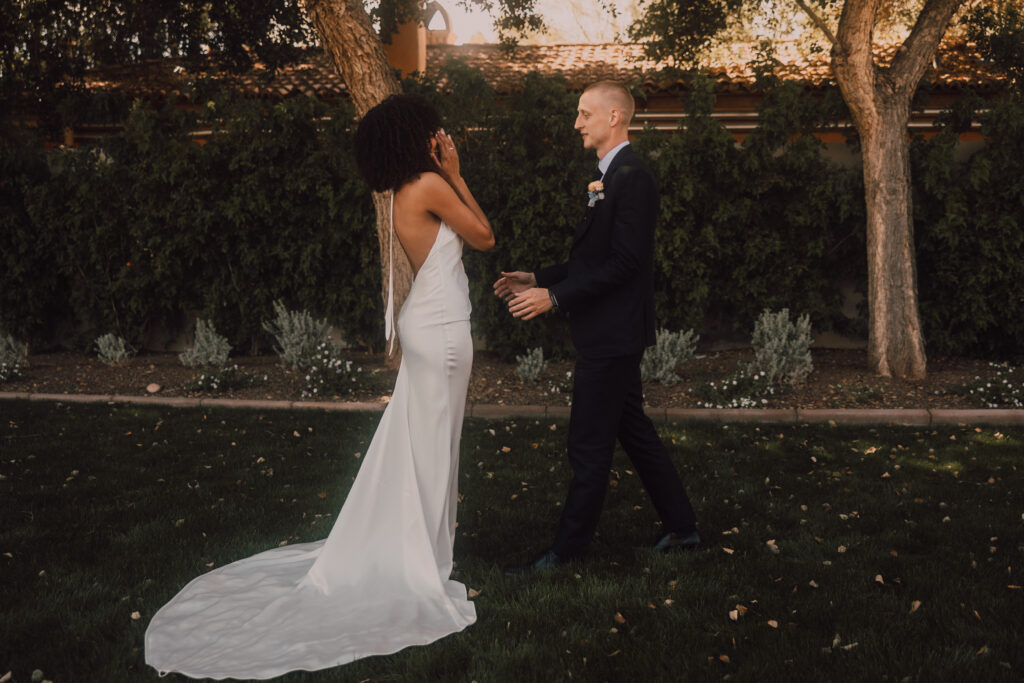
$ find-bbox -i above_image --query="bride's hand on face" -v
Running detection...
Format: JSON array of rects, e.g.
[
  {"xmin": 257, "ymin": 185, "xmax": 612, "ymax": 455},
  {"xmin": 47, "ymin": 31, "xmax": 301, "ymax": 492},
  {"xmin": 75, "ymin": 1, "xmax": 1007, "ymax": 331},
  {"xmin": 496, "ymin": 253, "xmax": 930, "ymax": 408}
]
[{"xmin": 430, "ymin": 129, "xmax": 461, "ymax": 182}]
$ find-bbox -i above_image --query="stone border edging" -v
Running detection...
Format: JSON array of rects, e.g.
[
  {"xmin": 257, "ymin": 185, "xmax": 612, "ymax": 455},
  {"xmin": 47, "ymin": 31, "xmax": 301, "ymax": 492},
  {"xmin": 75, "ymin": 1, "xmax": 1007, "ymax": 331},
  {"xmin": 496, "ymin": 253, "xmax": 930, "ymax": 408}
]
[{"xmin": 2, "ymin": 391, "xmax": 1023, "ymax": 425}]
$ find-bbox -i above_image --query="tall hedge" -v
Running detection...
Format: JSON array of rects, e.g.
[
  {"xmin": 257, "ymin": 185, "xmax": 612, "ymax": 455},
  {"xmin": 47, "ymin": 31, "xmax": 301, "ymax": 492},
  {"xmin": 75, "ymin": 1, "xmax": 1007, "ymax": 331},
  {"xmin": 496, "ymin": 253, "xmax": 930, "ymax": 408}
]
[{"xmin": 1, "ymin": 65, "xmax": 1022, "ymax": 361}]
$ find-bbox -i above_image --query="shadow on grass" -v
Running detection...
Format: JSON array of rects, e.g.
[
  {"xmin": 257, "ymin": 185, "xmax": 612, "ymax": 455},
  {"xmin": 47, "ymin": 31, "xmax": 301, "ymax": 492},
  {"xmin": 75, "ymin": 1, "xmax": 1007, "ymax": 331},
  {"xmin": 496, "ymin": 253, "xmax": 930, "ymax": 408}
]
[{"xmin": 2, "ymin": 401, "xmax": 1022, "ymax": 681}]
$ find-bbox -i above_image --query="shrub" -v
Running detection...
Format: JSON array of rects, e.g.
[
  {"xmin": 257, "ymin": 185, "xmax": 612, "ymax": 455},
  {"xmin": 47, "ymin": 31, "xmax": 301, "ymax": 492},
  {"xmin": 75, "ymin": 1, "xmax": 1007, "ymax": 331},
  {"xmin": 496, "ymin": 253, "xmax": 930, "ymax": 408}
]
[
  {"xmin": 95, "ymin": 333, "xmax": 134, "ymax": 366},
  {"xmin": 641, "ymin": 328, "xmax": 699, "ymax": 385},
  {"xmin": 0, "ymin": 333, "xmax": 28, "ymax": 383},
  {"xmin": 179, "ymin": 318, "xmax": 231, "ymax": 367},
  {"xmin": 261, "ymin": 300, "xmax": 332, "ymax": 370},
  {"xmin": 301, "ymin": 341, "xmax": 362, "ymax": 398},
  {"xmin": 750, "ymin": 308, "xmax": 813, "ymax": 385},
  {"xmin": 515, "ymin": 346, "xmax": 547, "ymax": 383}
]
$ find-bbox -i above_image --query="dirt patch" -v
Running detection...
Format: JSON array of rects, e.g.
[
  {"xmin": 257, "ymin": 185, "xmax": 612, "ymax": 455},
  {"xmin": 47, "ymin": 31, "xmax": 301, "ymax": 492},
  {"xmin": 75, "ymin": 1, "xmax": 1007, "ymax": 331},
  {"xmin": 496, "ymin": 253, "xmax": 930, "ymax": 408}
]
[{"xmin": 2, "ymin": 348, "xmax": 997, "ymax": 409}]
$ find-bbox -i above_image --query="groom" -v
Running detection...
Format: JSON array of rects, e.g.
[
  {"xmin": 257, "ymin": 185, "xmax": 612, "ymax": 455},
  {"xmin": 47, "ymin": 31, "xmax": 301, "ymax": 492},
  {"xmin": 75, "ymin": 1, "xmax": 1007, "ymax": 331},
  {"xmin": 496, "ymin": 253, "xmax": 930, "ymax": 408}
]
[{"xmin": 494, "ymin": 81, "xmax": 699, "ymax": 571}]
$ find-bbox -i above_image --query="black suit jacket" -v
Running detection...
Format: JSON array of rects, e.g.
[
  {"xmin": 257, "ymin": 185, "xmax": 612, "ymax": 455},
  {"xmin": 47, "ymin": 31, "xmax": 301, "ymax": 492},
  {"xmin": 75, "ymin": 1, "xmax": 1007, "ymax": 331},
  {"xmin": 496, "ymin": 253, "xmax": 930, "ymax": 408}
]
[{"xmin": 534, "ymin": 144, "xmax": 658, "ymax": 358}]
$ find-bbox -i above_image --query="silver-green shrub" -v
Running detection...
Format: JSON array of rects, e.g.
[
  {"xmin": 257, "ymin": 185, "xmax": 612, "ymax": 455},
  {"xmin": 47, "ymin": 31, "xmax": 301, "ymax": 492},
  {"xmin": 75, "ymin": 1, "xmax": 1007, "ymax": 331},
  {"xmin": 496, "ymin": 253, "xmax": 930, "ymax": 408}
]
[
  {"xmin": 515, "ymin": 346, "xmax": 547, "ymax": 382},
  {"xmin": 261, "ymin": 300, "xmax": 332, "ymax": 370},
  {"xmin": 641, "ymin": 328, "xmax": 699, "ymax": 385},
  {"xmin": 95, "ymin": 333, "xmax": 135, "ymax": 366},
  {"xmin": 750, "ymin": 308, "xmax": 813, "ymax": 385},
  {"xmin": 179, "ymin": 318, "xmax": 232, "ymax": 367},
  {"xmin": 0, "ymin": 332, "xmax": 28, "ymax": 383}
]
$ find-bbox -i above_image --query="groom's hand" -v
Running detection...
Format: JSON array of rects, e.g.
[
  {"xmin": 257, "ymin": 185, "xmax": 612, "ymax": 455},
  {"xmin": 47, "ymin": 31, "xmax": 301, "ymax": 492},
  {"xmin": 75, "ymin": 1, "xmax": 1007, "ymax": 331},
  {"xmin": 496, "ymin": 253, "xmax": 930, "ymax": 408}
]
[
  {"xmin": 508, "ymin": 287, "xmax": 553, "ymax": 320},
  {"xmin": 493, "ymin": 271, "xmax": 536, "ymax": 301}
]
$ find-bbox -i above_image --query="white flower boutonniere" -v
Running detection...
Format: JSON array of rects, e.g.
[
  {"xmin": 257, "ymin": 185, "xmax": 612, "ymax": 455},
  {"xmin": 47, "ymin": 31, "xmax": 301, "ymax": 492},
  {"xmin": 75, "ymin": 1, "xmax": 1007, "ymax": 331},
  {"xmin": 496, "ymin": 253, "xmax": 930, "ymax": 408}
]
[{"xmin": 587, "ymin": 180, "xmax": 605, "ymax": 207}]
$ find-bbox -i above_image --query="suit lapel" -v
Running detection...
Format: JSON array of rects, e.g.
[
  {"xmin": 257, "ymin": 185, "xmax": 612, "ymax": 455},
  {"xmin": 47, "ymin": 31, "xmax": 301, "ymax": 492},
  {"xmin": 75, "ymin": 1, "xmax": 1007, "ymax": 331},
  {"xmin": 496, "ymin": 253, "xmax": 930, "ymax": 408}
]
[{"xmin": 573, "ymin": 146, "xmax": 632, "ymax": 246}]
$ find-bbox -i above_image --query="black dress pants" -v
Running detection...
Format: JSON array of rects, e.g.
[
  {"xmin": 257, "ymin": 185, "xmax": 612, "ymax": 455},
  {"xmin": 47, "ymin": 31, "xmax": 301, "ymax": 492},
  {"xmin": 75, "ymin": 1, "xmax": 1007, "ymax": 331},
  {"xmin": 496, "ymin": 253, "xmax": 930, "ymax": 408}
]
[{"xmin": 551, "ymin": 352, "xmax": 698, "ymax": 558}]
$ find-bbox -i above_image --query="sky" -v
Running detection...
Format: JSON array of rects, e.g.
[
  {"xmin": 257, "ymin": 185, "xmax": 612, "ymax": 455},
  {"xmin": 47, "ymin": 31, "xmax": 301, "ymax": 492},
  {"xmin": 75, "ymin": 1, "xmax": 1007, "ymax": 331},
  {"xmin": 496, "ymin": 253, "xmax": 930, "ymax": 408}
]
[{"xmin": 437, "ymin": 0, "xmax": 639, "ymax": 45}]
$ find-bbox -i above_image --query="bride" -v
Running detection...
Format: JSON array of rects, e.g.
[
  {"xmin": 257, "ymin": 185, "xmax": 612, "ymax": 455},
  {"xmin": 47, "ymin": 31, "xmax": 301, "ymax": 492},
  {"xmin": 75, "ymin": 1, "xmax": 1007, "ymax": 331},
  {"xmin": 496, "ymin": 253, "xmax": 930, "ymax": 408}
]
[{"xmin": 145, "ymin": 94, "xmax": 495, "ymax": 679}]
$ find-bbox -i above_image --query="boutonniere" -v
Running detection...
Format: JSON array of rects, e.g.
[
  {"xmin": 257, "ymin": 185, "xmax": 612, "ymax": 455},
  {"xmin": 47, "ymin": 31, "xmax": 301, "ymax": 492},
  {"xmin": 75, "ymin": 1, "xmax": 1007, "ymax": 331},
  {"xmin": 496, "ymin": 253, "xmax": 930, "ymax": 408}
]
[{"xmin": 587, "ymin": 180, "xmax": 605, "ymax": 207}]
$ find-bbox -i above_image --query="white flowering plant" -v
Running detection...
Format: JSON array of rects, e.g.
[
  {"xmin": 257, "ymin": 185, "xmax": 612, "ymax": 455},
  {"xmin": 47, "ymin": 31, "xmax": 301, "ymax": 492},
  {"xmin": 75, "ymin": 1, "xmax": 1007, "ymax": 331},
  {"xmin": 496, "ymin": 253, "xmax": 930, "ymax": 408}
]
[
  {"xmin": 302, "ymin": 342, "xmax": 362, "ymax": 398},
  {"xmin": 546, "ymin": 369, "xmax": 574, "ymax": 405},
  {"xmin": 0, "ymin": 332, "xmax": 28, "ymax": 383},
  {"xmin": 960, "ymin": 363, "xmax": 1024, "ymax": 408},
  {"xmin": 692, "ymin": 366, "xmax": 776, "ymax": 409},
  {"xmin": 184, "ymin": 365, "xmax": 267, "ymax": 393}
]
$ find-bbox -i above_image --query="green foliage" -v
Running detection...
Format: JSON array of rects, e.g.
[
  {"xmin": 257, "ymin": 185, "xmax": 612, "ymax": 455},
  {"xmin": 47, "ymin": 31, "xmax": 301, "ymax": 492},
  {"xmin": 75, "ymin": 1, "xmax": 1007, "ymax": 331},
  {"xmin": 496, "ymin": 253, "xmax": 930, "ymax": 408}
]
[
  {"xmin": 3, "ymin": 89, "xmax": 380, "ymax": 353},
  {"xmin": 912, "ymin": 96, "xmax": 1024, "ymax": 360},
  {"xmin": 3, "ymin": 67, "xmax": 1023, "ymax": 361},
  {"xmin": 963, "ymin": 1, "xmax": 1024, "ymax": 93},
  {"xmin": 635, "ymin": 78, "xmax": 864, "ymax": 339}
]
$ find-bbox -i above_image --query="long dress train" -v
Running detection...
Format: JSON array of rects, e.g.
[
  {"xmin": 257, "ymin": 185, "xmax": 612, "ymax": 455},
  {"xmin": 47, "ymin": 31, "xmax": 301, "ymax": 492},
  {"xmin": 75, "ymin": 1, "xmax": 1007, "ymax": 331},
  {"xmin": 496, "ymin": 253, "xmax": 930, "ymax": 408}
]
[{"xmin": 145, "ymin": 202, "xmax": 476, "ymax": 679}]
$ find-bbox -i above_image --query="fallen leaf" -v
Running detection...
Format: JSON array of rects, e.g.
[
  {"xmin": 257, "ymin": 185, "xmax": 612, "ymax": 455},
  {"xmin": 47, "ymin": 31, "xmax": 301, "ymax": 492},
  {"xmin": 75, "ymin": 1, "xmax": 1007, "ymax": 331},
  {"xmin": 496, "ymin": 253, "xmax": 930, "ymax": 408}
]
[
  {"xmin": 909, "ymin": 600, "xmax": 922, "ymax": 614},
  {"xmin": 501, "ymin": 446, "xmax": 511, "ymax": 453},
  {"xmin": 722, "ymin": 547, "xmax": 735, "ymax": 555},
  {"xmin": 613, "ymin": 612, "xmax": 626, "ymax": 624},
  {"xmin": 808, "ymin": 580, "xmax": 819, "ymax": 588},
  {"xmin": 837, "ymin": 545, "xmax": 847, "ymax": 553},
  {"xmin": 729, "ymin": 610, "xmax": 739, "ymax": 621},
  {"xmin": 719, "ymin": 655, "xmax": 731, "ymax": 663},
  {"xmin": 977, "ymin": 645, "xmax": 990, "ymax": 656},
  {"xmin": 767, "ymin": 620, "xmax": 779, "ymax": 628},
  {"xmin": 841, "ymin": 643, "xmax": 859, "ymax": 651},
  {"xmin": 663, "ymin": 599, "xmax": 674, "ymax": 606},
  {"xmin": 131, "ymin": 611, "xmax": 141, "ymax": 620},
  {"xmin": 736, "ymin": 604, "xmax": 748, "ymax": 615},
  {"xmin": 875, "ymin": 574, "xmax": 884, "ymax": 584},
  {"xmin": 468, "ymin": 588, "xmax": 481, "ymax": 599}
]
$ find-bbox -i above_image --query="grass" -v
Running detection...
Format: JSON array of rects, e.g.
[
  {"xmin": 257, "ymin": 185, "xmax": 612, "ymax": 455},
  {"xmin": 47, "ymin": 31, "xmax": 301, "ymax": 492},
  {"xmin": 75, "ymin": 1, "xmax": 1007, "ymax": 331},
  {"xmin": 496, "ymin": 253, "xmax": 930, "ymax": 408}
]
[{"xmin": 2, "ymin": 400, "xmax": 1023, "ymax": 682}]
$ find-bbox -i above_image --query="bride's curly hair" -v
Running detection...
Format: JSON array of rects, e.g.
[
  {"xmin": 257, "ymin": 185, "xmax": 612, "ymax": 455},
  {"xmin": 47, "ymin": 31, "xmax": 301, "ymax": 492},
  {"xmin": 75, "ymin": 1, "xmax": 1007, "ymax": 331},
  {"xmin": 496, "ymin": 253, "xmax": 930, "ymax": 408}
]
[{"xmin": 354, "ymin": 94, "xmax": 442, "ymax": 193}]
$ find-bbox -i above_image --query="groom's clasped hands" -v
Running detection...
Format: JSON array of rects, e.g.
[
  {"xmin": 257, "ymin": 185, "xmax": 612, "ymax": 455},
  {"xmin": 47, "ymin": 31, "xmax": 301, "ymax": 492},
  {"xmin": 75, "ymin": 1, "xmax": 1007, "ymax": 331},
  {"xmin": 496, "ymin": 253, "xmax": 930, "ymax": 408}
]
[{"xmin": 493, "ymin": 271, "xmax": 553, "ymax": 320}]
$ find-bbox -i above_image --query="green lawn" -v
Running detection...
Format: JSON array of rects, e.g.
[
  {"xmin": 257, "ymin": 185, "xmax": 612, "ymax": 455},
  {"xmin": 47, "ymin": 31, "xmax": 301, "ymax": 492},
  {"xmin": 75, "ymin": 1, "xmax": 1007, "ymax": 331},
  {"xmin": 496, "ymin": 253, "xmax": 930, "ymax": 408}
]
[{"xmin": 2, "ymin": 400, "xmax": 1022, "ymax": 682}]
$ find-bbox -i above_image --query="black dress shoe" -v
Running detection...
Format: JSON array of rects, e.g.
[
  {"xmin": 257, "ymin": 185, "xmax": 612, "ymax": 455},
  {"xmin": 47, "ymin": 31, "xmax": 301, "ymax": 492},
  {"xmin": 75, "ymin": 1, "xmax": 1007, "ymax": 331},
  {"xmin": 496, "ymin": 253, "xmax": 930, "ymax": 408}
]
[
  {"xmin": 653, "ymin": 530, "xmax": 701, "ymax": 553},
  {"xmin": 504, "ymin": 549, "xmax": 566, "ymax": 575}
]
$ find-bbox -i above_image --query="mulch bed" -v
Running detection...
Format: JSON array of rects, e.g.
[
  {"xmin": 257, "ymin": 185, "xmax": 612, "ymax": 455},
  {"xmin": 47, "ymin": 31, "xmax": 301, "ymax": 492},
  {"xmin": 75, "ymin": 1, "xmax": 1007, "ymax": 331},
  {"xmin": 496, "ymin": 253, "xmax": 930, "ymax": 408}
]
[{"xmin": 2, "ymin": 348, "xmax": 998, "ymax": 409}]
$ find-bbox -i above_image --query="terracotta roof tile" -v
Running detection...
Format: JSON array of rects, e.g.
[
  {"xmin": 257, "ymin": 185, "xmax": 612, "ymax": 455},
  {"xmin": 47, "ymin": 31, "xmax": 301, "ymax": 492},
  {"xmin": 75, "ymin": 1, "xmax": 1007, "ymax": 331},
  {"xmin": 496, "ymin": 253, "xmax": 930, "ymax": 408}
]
[{"xmin": 82, "ymin": 41, "xmax": 1007, "ymax": 100}]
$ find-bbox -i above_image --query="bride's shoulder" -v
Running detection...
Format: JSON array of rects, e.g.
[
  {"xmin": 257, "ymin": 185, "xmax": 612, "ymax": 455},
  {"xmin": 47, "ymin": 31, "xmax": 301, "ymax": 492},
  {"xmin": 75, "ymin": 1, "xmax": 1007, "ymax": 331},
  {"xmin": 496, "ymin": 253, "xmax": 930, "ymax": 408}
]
[{"xmin": 399, "ymin": 172, "xmax": 453, "ymax": 205}]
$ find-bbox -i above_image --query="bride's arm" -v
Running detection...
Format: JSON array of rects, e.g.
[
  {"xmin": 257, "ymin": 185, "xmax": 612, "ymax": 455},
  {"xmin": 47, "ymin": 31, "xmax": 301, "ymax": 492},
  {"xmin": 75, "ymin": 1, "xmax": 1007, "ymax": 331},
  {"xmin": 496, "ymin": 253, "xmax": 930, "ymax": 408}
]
[{"xmin": 424, "ymin": 131, "xmax": 494, "ymax": 252}]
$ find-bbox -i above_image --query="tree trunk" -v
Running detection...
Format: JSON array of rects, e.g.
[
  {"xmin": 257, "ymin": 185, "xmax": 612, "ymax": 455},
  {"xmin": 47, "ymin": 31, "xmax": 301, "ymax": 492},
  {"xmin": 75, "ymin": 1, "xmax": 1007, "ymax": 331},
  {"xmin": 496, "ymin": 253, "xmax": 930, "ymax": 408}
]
[
  {"xmin": 301, "ymin": 0, "xmax": 412, "ymax": 358},
  {"xmin": 825, "ymin": 0, "xmax": 965, "ymax": 379},
  {"xmin": 859, "ymin": 99, "xmax": 928, "ymax": 378}
]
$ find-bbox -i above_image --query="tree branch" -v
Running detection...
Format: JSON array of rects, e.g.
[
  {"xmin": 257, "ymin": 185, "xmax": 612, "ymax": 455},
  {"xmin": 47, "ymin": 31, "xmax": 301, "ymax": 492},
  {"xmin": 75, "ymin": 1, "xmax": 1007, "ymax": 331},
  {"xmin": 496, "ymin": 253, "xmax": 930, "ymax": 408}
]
[
  {"xmin": 793, "ymin": 0, "xmax": 838, "ymax": 46},
  {"xmin": 889, "ymin": 0, "xmax": 966, "ymax": 92}
]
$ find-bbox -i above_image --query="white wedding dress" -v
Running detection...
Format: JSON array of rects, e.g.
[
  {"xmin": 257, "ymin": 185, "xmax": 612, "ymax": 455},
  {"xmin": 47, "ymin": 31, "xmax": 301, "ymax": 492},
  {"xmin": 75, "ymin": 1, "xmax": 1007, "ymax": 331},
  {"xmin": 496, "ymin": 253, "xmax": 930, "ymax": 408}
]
[{"xmin": 145, "ymin": 198, "xmax": 476, "ymax": 679}]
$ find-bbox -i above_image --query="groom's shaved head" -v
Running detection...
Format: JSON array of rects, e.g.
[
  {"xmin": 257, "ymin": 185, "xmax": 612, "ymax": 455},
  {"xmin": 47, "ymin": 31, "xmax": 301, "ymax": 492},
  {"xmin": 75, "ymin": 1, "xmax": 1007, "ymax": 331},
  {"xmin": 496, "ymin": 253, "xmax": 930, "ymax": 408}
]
[{"xmin": 584, "ymin": 81, "xmax": 635, "ymax": 125}]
